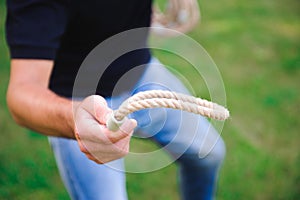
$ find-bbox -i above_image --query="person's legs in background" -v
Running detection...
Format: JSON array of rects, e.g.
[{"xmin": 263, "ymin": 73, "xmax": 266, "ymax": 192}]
[
  {"xmin": 49, "ymin": 137, "xmax": 127, "ymax": 200},
  {"xmin": 130, "ymin": 58, "xmax": 226, "ymax": 200}
]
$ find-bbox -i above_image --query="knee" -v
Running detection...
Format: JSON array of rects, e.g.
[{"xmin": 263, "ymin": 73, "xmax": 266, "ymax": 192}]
[
  {"xmin": 177, "ymin": 137, "xmax": 226, "ymax": 168},
  {"xmin": 202, "ymin": 137, "xmax": 226, "ymax": 166}
]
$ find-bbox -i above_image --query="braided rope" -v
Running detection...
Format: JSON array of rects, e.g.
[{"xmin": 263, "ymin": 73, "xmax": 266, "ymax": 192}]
[
  {"xmin": 114, "ymin": 90, "xmax": 229, "ymax": 121},
  {"xmin": 152, "ymin": 0, "xmax": 200, "ymax": 37},
  {"xmin": 107, "ymin": 90, "xmax": 229, "ymax": 131}
]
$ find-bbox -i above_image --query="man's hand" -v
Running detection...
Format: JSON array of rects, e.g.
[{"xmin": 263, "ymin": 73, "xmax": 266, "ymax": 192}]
[{"xmin": 74, "ymin": 95, "xmax": 137, "ymax": 164}]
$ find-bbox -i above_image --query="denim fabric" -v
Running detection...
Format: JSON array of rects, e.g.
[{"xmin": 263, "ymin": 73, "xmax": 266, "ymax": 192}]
[{"xmin": 49, "ymin": 58, "xmax": 226, "ymax": 200}]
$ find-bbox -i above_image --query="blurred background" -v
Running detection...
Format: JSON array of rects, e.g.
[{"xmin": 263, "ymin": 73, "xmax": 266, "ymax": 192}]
[{"xmin": 0, "ymin": 0, "xmax": 299, "ymax": 199}]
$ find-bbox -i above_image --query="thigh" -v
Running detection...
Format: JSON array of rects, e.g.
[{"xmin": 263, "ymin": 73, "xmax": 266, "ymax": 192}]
[
  {"xmin": 131, "ymin": 58, "xmax": 225, "ymax": 161},
  {"xmin": 49, "ymin": 137, "xmax": 127, "ymax": 200}
]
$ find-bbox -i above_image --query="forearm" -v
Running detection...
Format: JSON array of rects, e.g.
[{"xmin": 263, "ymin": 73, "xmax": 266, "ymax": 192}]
[
  {"xmin": 7, "ymin": 59, "xmax": 79, "ymax": 139},
  {"xmin": 7, "ymin": 83, "xmax": 78, "ymax": 138}
]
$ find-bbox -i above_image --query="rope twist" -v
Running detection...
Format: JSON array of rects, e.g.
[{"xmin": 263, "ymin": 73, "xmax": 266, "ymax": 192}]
[{"xmin": 107, "ymin": 90, "xmax": 229, "ymax": 131}]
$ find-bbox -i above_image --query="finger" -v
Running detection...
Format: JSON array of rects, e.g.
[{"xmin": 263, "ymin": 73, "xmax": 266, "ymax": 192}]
[
  {"xmin": 80, "ymin": 136, "xmax": 131, "ymax": 163},
  {"xmin": 75, "ymin": 132, "xmax": 90, "ymax": 154},
  {"xmin": 90, "ymin": 95, "xmax": 113, "ymax": 125},
  {"xmin": 90, "ymin": 145, "xmax": 130, "ymax": 163},
  {"xmin": 85, "ymin": 153, "xmax": 104, "ymax": 164},
  {"xmin": 119, "ymin": 118, "xmax": 137, "ymax": 134},
  {"xmin": 80, "ymin": 95, "xmax": 112, "ymax": 124},
  {"xmin": 113, "ymin": 134, "xmax": 132, "ymax": 154},
  {"xmin": 76, "ymin": 131, "xmax": 106, "ymax": 164},
  {"xmin": 75, "ymin": 111, "xmax": 115, "ymax": 145},
  {"xmin": 107, "ymin": 119, "xmax": 137, "ymax": 143}
]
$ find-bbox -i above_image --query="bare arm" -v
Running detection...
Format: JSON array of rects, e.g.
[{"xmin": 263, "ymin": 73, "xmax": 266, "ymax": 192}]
[
  {"xmin": 6, "ymin": 59, "xmax": 77, "ymax": 138},
  {"xmin": 6, "ymin": 59, "xmax": 137, "ymax": 163}
]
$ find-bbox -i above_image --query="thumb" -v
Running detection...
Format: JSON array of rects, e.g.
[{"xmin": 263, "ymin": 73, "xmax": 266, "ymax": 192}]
[
  {"xmin": 119, "ymin": 118, "xmax": 137, "ymax": 135},
  {"xmin": 106, "ymin": 118, "xmax": 137, "ymax": 143}
]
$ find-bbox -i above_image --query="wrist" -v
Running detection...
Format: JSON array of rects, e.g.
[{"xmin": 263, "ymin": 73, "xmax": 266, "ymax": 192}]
[{"xmin": 68, "ymin": 100, "xmax": 81, "ymax": 139}]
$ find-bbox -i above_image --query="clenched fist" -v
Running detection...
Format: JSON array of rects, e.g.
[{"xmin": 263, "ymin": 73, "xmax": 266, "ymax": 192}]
[{"xmin": 74, "ymin": 95, "xmax": 137, "ymax": 164}]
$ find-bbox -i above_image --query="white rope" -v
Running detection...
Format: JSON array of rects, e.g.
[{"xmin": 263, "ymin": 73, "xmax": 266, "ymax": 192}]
[
  {"xmin": 151, "ymin": 0, "xmax": 200, "ymax": 37},
  {"xmin": 107, "ymin": 90, "xmax": 229, "ymax": 131}
]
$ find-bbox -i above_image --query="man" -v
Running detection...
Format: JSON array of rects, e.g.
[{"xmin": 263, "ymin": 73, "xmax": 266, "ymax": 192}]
[{"xmin": 5, "ymin": 0, "xmax": 225, "ymax": 199}]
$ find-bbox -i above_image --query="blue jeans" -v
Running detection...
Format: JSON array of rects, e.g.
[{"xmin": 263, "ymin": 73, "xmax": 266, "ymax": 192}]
[{"xmin": 49, "ymin": 58, "xmax": 226, "ymax": 200}]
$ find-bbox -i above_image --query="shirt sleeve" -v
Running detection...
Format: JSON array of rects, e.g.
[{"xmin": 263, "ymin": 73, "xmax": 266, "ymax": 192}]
[{"xmin": 5, "ymin": 0, "xmax": 69, "ymax": 60}]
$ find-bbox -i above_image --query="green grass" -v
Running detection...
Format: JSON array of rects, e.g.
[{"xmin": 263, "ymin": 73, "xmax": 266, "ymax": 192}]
[{"xmin": 0, "ymin": 0, "xmax": 299, "ymax": 199}]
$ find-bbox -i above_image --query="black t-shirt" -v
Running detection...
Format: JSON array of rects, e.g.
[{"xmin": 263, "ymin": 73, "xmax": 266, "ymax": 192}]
[{"xmin": 6, "ymin": 0, "xmax": 153, "ymax": 97}]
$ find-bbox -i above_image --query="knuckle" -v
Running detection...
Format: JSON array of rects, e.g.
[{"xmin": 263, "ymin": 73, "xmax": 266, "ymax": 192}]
[
  {"xmin": 79, "ymin": 145, "xmax": 89, "ymax": 154},
  {"xmin": 76, "ymin": 135, "xmax": 90, "ymax": 154},
  {"xmin": 120, "ymin": 148, "xmax": 129, "ymax": 156},
  {"xmin": 123, "ymin": 150, "xmax": 129, "ymax": 156},
  {"xmin": 94, "ymin": 158, "xmax": 105, "ymax": 164},
  {"xmin": 107, "ymin": 133, "xmax": 127, "ymax": 144},
  {"xmin": 86, "ymin": 154, "xmax": 104, "ymax": 164}
]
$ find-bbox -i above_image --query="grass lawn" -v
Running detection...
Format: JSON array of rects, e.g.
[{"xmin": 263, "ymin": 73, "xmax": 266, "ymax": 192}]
[{"xmin": 0, "ymin": 0, "xmax": 299, "ymax": 199}]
